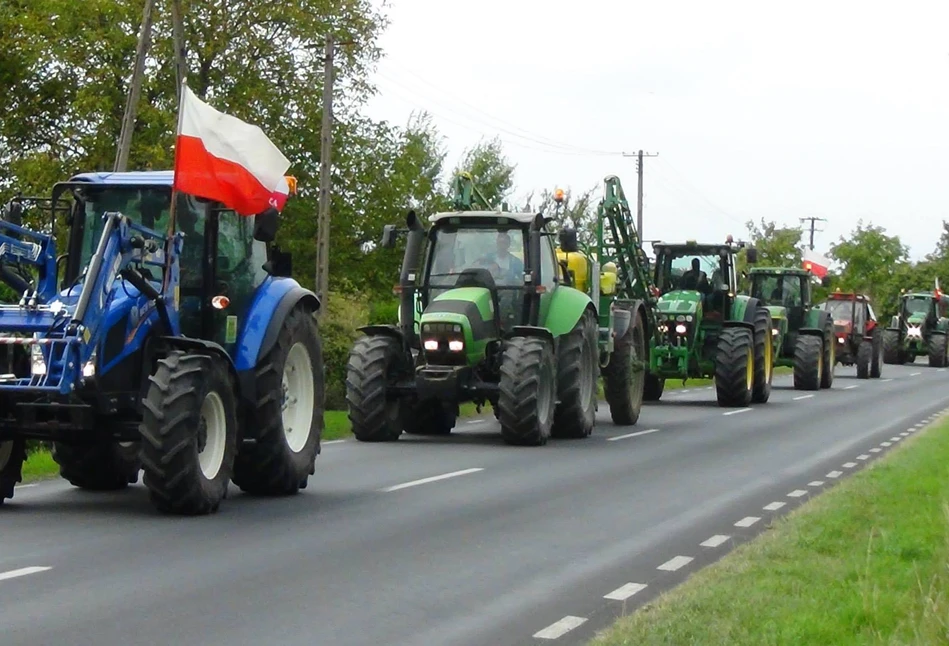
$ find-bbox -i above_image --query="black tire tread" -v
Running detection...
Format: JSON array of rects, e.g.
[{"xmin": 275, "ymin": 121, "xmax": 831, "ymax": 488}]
[
  {"xmin": 0, "ymin": 439, "xmax": 26, "ymax": 504},
  {"xmin": 51, "ymin": 441, "xmax": 140, "ymax": 491},
  {"xmin": 870, "ymin": 328, "xmax": 883, "ymax": 378},
  {"xmin": 820, "ymin": 317, "xmax": 835, "ymax": 389},
  {"xmin": 603, "ymin": 311, "xmax": 647, "ymax": 424},
  {"xmin": 715, "ymin": 327, "xmax": 754, "ymax": 407},
  {"xmin": 882, "ymin": 329, "xmax": 901, "ymax": 364},
  {"xmin": 345, "ymin": 335, "xmax": 406, "ymax": 442},
  {"xmin": 751, "ymin": 307, "xmax": 773, "ymax": 403},
  {"xmin": 856, "ymin": 341, "xmax": 872, "ymax": 379},
  {"xmin": 553, "ymin": 310, "xmax": 599, "ymax": 437},
  {"xmin": 794, "ymin": 335, "xmax": 823, "ymax": 390},
  {"xmin": 498, "ymin": 336, "xmax": 556, "ymax": 446}
]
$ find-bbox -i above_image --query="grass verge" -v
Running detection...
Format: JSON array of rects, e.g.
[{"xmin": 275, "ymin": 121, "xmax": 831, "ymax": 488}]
[{"xmin": 590, "ymin": 415, "xmax": 949, "ymax": 646}]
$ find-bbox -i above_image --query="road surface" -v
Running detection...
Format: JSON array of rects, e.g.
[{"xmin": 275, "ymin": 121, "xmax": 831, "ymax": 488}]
[{"xmin": 2, "ymin": 363, "xmax": 947, "ymax": 646}]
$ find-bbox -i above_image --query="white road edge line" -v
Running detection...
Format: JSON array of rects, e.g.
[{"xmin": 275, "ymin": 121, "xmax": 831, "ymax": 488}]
[
  {"xmin": 808, "ymin": 480, "xmax": 824, "ymax": 487},
  {"xmin": 881, "ymin": 378, "xmax": 893, "ymax": 382},
  {"xmin": 723, "ymin": 408, "xmax": 751, "ymax": 416},
  {"xmin": 827, "ymin": 470, "xmax": 843, "ymax": 478},
  {"xmin": 763, "ymin": 502, "xmax": 785, "ymax": 511},
  {"xmin": 842, "ymin": 462, "xmax": 857, "ymax": 468},
  {"xmin": 881, "ymin": 442, "xmax": 892, "ymax": 447},
  {"xmin": 844, "ymin": 385, "xmax": 859, "ymax": 390},
  {"xmin": 657, "ymin": 555, "xmax": 694, "ymax": 571},
  {"xmin": 322, "ymin": 439, "xmax": 347, "ymax": 445},
  {"xmin": 700, "ymin": 534, "xmax": 730, "ymax": 547},
  {"xmin": 533, "ymin": 616, "xmax": 588, "ymax": 640},
  {"xmin": 0, "ymin": 566, "xmax": 52, "ymax": 582},
  {"xmin": 857, "ymin": 454, "xmax": 870, "ymax": 460},
  {"xmin": 380, "ymin": 468, "xmax": 484, "ymax": 493},
  {"xmin": 910, "ymin": 372, "xmax": 922, "ymax": 376},
  {"xmin": 604, "ymin": 582, "xmax": 648, "ymax": 601},
  {"xmin": 13, "ymin": 483, "xmax": 38, "ymax": 489},
  {"xmin": 734, "ymin": 516, "xmax": 760, "ymax": 527},
  {"xmin": 787, "ymin": 489, "xmax": 808, "ymax": 497},
  {"xmin": 793, "ymin": 394, "xmax": 814, "ymax": 401},
  {"xmin": 607, "ymin": 428, "xmax": 660, "ymax": 442},
  {"xmin": 870, "ymin": 448, "xmax": 882, "ymax": 453}
]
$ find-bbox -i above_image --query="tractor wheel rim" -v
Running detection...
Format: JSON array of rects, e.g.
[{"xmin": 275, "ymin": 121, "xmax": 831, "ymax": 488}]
[
  {"xmin": 765, "ymin": 331, "xmax": 773, "ymax": 378},
  {"xmin": 580, "ymin": 338, "xmax": 594, "ymax": 404},
  {"xmin": 745, "ymin": 348, "xmax": 753, "ymax": 391},
  {"xmin": 282, "ymin": 342, "xmax": 315, "ymax": 453},
  {"xmin": 0, "ymin": 441, "xmax": 12, "ymax": 471},
  {"xmin": 198, "ymin": 391, "xmax": 227, "ymax": 480},
  {"xmin": 818, "ymin": 348, "xmax": 823, "ymax": 377}
]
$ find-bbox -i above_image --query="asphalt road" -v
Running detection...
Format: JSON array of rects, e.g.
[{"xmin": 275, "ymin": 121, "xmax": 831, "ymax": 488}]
[{"xmin": 3, "ymin": 362, "xmax": 948, "ymax": 646}]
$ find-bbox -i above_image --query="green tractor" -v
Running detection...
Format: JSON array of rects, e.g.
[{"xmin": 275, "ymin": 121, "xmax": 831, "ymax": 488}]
[
  {"xmin": 746, "ymin": 267, "xmax": 837, "ymax": 389},
  {"xmin": 883, "ymin": 286, "xmax": 949, "ymax": 366},
  {"xmin": 646, "ymin": 238, "xmax": 775, "ymax": 406},
  {"xmin": 344, "ymin": 179, "xmax": 648, "ymax": 446}
]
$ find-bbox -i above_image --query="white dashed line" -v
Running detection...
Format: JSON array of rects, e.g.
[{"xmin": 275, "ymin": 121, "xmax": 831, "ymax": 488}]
[
  {"xmin": 900, "ymin": 432, "xmax": 909, "ymax": 437},
  {"xmin": 808, "ymin": 480, "xmax": 824, "ymax": 487},
  {"xmin": 827, "ymin": 470, "xmax": 843, "ymax": 478},
  {"xmin": 870, "ymin": 448, "xmax": 881, "ymax": 453},
  {"xmin": 763, "ymin": 501, "xmax": 786, "ymax": 511},
  {"xmin": 792, "ymin": 394, "xmax": 814, "ymax": 401},
  {"xmin": 322, "ymin": 439, "xmax": 346, "ymax": 445},
  {"xmin": 881, "ymin": 378, "xmax": 893, "ymax": 382},
  {"xmin": 734, "ymin": 516, "xmax": 760, "ymax": 527},
  {"xmin": 910, "ymin": 372, "xmax": 922, "ymax": 376},
  {"xmin": 380, "ymin": 468, "xmax": 484, "ymax": 493},
  {"xmin": 891, "ymin": 437, "xmax": 902, "ymax": 442},
  {"xmin": 604, "ymin": 582, "xmax": 648, "ymax": 601},
  {"xmin": 534, "ymin": 616, "xmax": 588, "ymax": 640},
  {"xmin": 723, "ymin": 408, "xmax": 751, "ymax": 416},
  {"xmin": 842, "ymin": 462, "xmax": 857, "ymax": 469},
  {"xmin": 13, "ymin": 483, "xmax": 37, "ymax": 490},
  {"xmin": 700, "ymin": 534, "xmax": 731, "ymax": 548},
  {"xmin": 939, "ymin": 368, "xmax": 947, "ymax": 372},
  {"xmin": 787, "ymin": 489, "xmax": 808, "ymax": 497},
  {"xmin": 857, "ymin": 454, "xmax": 870, "ymax": 460},
  {"xmin": 607, "ymin": 428, "xmax": 660, "ymax": 442},
  {"xmin": 881, "ymin": 442, "xmax": 892, "ymax": 447},
  {"xmin": 844, "ymin": 385, "xmax": 859, "ymax": 390},
  {"xmin": 657, "ymin": 556, "xmax": 694, "ymax": 571},
  {"xmin": 0, "ymin": 566, "xmax": 51, "ymax": 582}
]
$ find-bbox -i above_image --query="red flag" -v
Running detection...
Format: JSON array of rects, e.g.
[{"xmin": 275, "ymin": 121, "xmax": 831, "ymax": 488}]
[
  {"xmin": 802, "ymin": 248, "xmax": 830, "ymax": 279},
  {"xmin": 173, "ymin": 85, "xmax": 291, "ymax": 216}
]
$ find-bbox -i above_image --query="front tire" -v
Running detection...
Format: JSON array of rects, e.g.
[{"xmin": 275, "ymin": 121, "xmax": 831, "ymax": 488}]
[
  {"xmin": 0, "ymin": 439, "xmax": 26, "ymax": 504},
  {"xmin": 51, "ymin": 441, "xmax": 140, "ymax": 491},
  {"xmin": 141, "ymin": 352, "xmax": 239, "ymax": 515},
  {"xmin": 715, "ymin": 327, "xmax": 754, "ymax": 407},
  {"xmin": 820, "ymin": 319, "xmax": 835, "ymax": 389},
  {"xmin": 553, "ymin": 310, "xmax": 598, "ymax": 437},
  {"xmin": 233, "ymin": 307, "xmax": 324, "ymax": 495},
  {"xmin": 883, "ymin": 330, "xmax": 901, "ymax": 364},
  {"xmin": 643, "ymin": 373, "xmax": 665, "ymax": 401},
  {"xmin": 928, "ymin": 333, "xmax": 948, "ymax": 368},
  {"xmin": 793, "ymin": 335, "xmax": 823, "ymax": 390},
  {"xmin": 751, "ymin": 307, "xmax": 774, "ymax": 403},
  {"xmin": 345, "ymin": 335, "xmax": 407, "ymax": 442},
  {"xmin": 870, "ymin": 328, "xmax": 883, "ymax": 378},
  {"xmin": 498, "ymin": 336, "xmax": 556, "ymax": 446},
  {"xmin": 603, "ymin": 310, "xmax": 646, "ymax": 425},
  {"xmin": 856, "ymin": 340, "xmax": 872, "ymax": 379}
]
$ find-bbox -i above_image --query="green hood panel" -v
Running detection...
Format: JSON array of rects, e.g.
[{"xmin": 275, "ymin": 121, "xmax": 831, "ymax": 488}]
[
  {"xmin": 421, "ymin": 287, "xmax": 497, "ymax": 343},
  {"xmin": 657, "ymin": 290, "xmax": 701, "ymax": 315},
  {"xmin": 906, "ymin": 312, "xmax": 927, "ymax": 324},
  {"xmin": 765, "ymin": 305, "xmax": 787, "ymax": 320}
]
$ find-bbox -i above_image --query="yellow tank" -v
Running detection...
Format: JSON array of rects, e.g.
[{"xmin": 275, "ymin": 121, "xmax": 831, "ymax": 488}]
[
  {"xmin": 600, "ymin": 262, "xmax": 618, "ymax": 295},
  {"xmin": 557, "ymin": 249, "xmax": 590, "ymax": 292}
]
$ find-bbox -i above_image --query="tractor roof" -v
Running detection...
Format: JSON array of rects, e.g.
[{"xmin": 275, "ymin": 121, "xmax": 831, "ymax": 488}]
[
  {"xmin": 827, "ymin": 291, "xmax": 870, "ymax": 301},
  {"xmin": 748, "ymin": 267, "xmax": 811, "ymax": 275},
  {"xmin": 68, "ymin": 171, "xmax": 174, "ymax": 186},
  {"xmin": 903, "ymin": 291, "xmax": 936, "ymax": 298},
  {"xmin": 428, "ymin": 210, "xmax": 541, "ymax": 226},
  {"xmin": 653, "ymin": 241, "xmax": 741, "ymax": 254}
]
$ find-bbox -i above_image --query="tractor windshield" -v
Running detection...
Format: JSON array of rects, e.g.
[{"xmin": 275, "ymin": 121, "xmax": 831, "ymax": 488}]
[
  {"xmin": 425, "ymin": 226, "xmax": 526, "ymax": 293},
  {"xmin": 903, "ymin": 296, "xmax": 931, "ymax": 316},
  {"xmin": 77, "ymin": 186, "xmax": 172, "ymax": 268},
  {"xmin": 822, "ymin": 299, "xmax": 853, "ymax": 321},
  {"xmin": 656, "ymin": 251, "xmax": 723, "ymax": 294},
  {"xmin": 751, "ymin": 274, "xmax": 803, "ymax": 307}
]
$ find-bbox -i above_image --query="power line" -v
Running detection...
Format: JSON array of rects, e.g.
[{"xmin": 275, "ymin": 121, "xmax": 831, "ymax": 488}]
[
  {"xmin": 799, "ymin": 216, "xmax": 827, "ymax": 250},
  {"xmin": 621, "ymin": 150, "xmax": 659, "ymax": 237}
]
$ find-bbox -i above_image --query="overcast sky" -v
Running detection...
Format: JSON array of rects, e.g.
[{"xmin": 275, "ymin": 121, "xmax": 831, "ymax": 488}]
[{"xmin": 363, "ymin": 0, "xmax": 949, "ymax": 261}]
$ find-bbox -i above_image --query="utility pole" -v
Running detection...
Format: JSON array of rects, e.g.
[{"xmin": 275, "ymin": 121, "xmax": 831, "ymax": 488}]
[
  {"xmin": 314, "ymin": 34, "xmax": 335, "ymax": 314},
  {"xmin": 170, "ymin": 0, "xmax": 187, "ymax": 104},
  {"xmin": 799, "ymin": 216, "xmax": 827, "ymax": 250},
  {"xmin": 114, "ymin": 0, "xmax": 156, "ymax": 172},
  {"xmin": 622, "ymin": 150, "xmax": 659, "ymax": 236}
]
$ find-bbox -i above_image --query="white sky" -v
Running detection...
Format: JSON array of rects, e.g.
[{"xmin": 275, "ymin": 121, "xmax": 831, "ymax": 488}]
[{"xmin": 363, "ymin": 0, "xmax": 949, "ymax": 260}]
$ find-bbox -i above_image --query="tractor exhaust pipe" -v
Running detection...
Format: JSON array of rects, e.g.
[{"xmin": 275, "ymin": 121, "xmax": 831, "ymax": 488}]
[{"xmin": 399, "ymin": 210, "xmax": 426, "ymax": 352}]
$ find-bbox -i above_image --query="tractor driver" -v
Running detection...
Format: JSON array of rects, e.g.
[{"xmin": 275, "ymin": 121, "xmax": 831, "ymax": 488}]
[
  {"xmin": 680, "ymin": 258, "xmax": 710, "ymax": 292},
  {"xmin": 475, "ymin": 231, "xmax": 524, "ymax": 286}
]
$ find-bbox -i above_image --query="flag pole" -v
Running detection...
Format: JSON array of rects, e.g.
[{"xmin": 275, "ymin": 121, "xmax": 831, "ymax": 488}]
[{"xmin": 169, "ymin": 79, "xmax": 187, "ymax": 237}]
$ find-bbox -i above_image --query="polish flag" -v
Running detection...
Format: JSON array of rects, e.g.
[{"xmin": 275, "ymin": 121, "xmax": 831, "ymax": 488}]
[
  {"xmin": 173, "ymin": 84, "xmax": 291, "ymax": 216},
  {"xmin": 802, "ymin": 248, "xmax": 831, "ymax": 279}
]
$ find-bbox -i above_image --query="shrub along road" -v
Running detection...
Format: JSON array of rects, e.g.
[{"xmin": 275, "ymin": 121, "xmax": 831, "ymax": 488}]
[{"xmin": 0, "ymin": 364, "xmax": 945, "ymax": 646}]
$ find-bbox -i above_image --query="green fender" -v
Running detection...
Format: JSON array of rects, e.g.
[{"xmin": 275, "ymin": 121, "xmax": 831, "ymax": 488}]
[
  {"xmin": 729, "ymin": 294, "xmax": 754, "ymax": 322},
  {"xmin": 541, "ymin": 285, "xmax": 595, "ymax": 337}
]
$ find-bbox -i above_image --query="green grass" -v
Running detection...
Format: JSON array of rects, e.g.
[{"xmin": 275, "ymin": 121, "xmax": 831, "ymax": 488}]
[
  {"xmin": 590, "ymin": 416, "xmax": 949, "ymax": 646},
  {"xmin": 21, "ymin": 448, "xmax": 58, "ymax": 483}
]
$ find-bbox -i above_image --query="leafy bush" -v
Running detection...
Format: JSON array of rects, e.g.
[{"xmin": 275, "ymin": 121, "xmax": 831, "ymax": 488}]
[
  {"xmin": 319, "ymin": 292, "xmax": 369, "ymax": 410},
  {"xmin": 368, "ymin": 298, "xmax": 399, "ymax": 325}
]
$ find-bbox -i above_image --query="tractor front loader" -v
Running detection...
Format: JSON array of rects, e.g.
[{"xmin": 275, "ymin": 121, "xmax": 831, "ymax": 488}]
[
  {"xmin": 746, "ymin": 267, "xmax": 839, "ymax": 387},
  {"xmin": 0, "ymin": 172, "xmax": 324, "ymax": 515},
  {"xmin": 883, "ymin": 287, "xmax": 949, "ymax": 367}
]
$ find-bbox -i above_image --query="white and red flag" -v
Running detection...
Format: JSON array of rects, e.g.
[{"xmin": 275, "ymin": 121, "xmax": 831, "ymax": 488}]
[
  {"xmin": 802, "ymin": 248, "xmax": 831, "ymax": 279},
  {"xmin": 173, "ymin": 84, "xmax": 291, "ymax": 216}
]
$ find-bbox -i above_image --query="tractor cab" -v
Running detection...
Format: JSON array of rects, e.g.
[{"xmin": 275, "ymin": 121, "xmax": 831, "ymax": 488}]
[
  {"xmin": 749, "ymin": 268, "xmax": 811, "ymax": 349},
  {"xmin": 651, "ymin": 241, "xmax": 739, "ymax": 326},
  {"xmin": 816, "ymin": 291, "xmax": 878, "ymax": 367}
]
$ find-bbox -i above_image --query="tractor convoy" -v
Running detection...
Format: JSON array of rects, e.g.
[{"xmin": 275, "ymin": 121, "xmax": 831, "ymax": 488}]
[{"xmin": 0, "ymin": 168, "xmax": 927, "ymax": 514}]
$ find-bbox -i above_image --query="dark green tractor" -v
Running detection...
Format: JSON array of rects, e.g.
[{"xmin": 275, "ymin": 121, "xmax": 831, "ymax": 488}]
[
  {"xmin": 747, "ymin": 267, "xmax": 837, "ymax": 389},
  {"xmin": 344, "ymin": 207, "xmax": 637, "ymax": 446},
  {"xmin": 647, "ymin": 239, "xmax": 775, "ymax": 407},
  {"xmin": 883, "ymin": 288, "xmax": 949, "ymax": 367}
]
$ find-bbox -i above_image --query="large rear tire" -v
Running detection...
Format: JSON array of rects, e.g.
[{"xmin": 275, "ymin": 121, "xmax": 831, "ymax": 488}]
[
  {"xmin": 404, "ymin": 400, "xmax": 456, "ymax": 435},
  {"xmin": 141, "ymin": 352, "xmax": 239, "ymax": 515},
  {"xmin": 928, "ymin": 333, "xmax": 948, "ymax": 368},
  {"xmin": 883, "ymin": 330, "xmax": 901, "ymax": 364},
  {"xmin": 856, "ymin": 340, "xmax": 872, "ymax": 379},
  {"xmin": 715, "ymin": 327, "xmax": 754, "ymax": 407},
  {"xmin": 820, "ymin": 318, "xmax": 835, "ymax": 389},
  {"xmin": 870, "ymin": 328, "xmax": 883, "ymax": 378},
  {"xmin": 498, "ymin": 336, "xmax": 556, "ymax": 446},
  {"xmin": 233, "ymin": 307, "xmax": 324, "ymax": 496},
  {"xmin": 345, "ymin": 335, "xmax": 407, "ymax": 442},
  {"xmin": 51, "ymin": 441, "xmax": 140, "ymax": 491},
  {"xmin": 643, "ymin": 373, "xmax": 665, "ymax": 401},
  {"xmin": 751, "ymin": 307, "xmax": 774, "ymax": 403},
  {"xmin": 0, "ymin": 439, "xmax": 25, "ymax": 504},
  {"xmin": 793, "ymin": 335, "xmax": 823, "ymax": 390},
  {"xmin": 553, "ymin": 310, "xmax": 599, "ymax": 437},
  {"xmin": 603, "ymin": 310, "xmax": 646, "ymax": 425}
]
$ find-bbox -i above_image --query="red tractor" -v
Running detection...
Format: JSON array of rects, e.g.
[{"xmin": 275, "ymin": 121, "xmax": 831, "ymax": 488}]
[{"xmin": 816, "ymin": 290, "xmax": 883, "ymax": 379}]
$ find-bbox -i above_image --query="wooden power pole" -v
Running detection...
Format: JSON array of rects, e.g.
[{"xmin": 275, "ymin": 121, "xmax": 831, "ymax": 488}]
[
  {"xmin": 622, "ymin": 150, "xmax": 659, "ymax": 237},
  {"xmin": 170, "ymin": 0, "xmax": 187, "ymax": 102},
  {"xmin": 114, "ymin": 0, "xmax": 156, "ymax": 172},
  {"xmin": 314, "ymin": 35, "xmax": 335, "ymax": 312}
]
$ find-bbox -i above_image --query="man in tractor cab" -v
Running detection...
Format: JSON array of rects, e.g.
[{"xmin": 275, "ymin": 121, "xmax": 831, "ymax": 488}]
[
  {"xmin": 475, "ymin": 231, "xmax": 524, "ymax": 285},
  {"xmin": 680, "ymin": 258, "xmax": 709, "ymax": 291}
]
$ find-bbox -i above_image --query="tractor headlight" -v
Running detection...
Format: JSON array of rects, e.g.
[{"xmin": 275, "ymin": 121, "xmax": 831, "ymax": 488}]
[
  {"xmin": 82, "ymin": 349, "xmax": 97, "ymax": 378},
  {"xmin": 30, "ymin": 340, "xmax": 46, "ymax": 376},
  {"xmin": 771, "ymin": 328, "xmax": 779, "ymax": 336},
  {"xmin": 907, "ymin": 325, "xmax": 922, "ymax": 339},
  {"xmin": 675, "ymin": 323, "xmax": 687, "ymax": 335},
  {"xmin": 448, "ymin": 340, "xmax": 464, "ymax": 352},
  {"xmin": 423, "ymin": 339, "xmax": 439, "ymax": 351}
]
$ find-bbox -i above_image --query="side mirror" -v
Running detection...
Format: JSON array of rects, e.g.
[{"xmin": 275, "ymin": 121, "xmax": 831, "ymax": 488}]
[
  {"xmin": 253, "ymin": 207, "xmax": 280, "ymax": 243},
  {"xmin": 381, "ymin": 224, "xmax": 398, "ymax": 249},
  {"xmin": 264, "ymin": 245, "xmax": 293, "ymax": 277},
  {"xmin": 745, "ymin": 246, "xmax": 758, "ymax": 264},
  {"xmin": 559, "ymin": 228, "xmax": 579, "ymax": 253}
]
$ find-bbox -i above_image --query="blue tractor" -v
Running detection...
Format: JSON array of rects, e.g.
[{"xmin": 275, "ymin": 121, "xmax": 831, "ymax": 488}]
[{"xmin": 0, "ymin": 171, "xmax": 324, "ymax": 515}]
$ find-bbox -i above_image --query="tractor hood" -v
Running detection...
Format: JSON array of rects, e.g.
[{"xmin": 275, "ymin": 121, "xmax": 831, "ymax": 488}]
[
  {"xmin": 905, "ymin": 311, "xmax": 927, "ymax": 325},
  {"xmin": 765, "ymin": 305, "xmax": 787, "ymax": 321},
  {"xmin": 418, "ymin": 287, "xmax": 498, "ymax": 362},
  {"xmin": 656, "ymin": 290, "xmax": 701, "ymax": 316}
]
